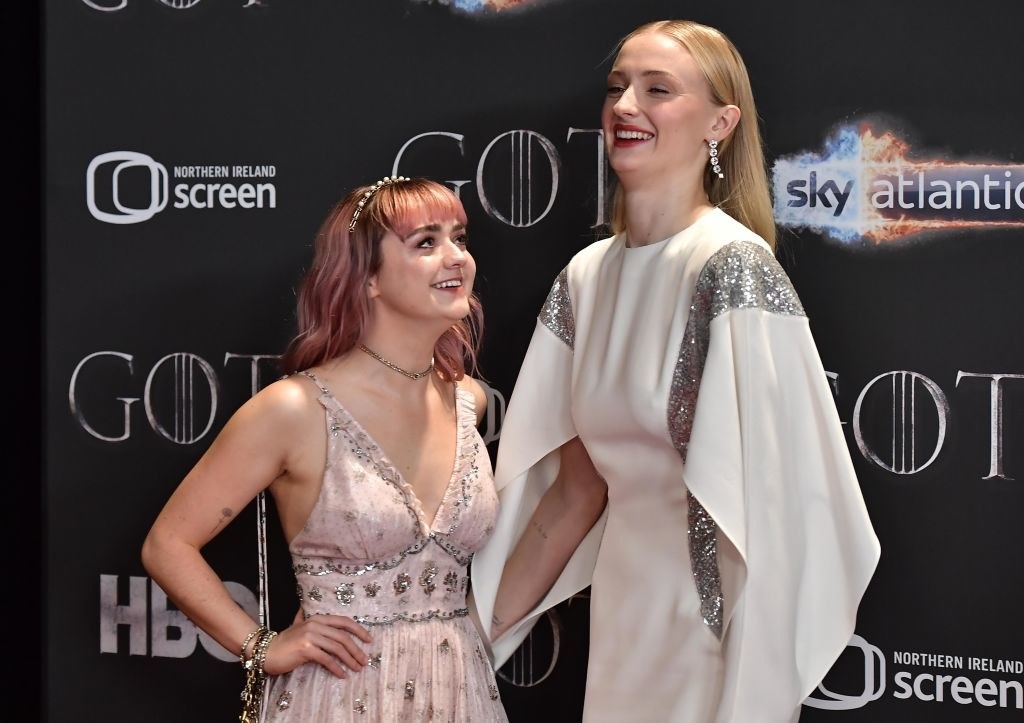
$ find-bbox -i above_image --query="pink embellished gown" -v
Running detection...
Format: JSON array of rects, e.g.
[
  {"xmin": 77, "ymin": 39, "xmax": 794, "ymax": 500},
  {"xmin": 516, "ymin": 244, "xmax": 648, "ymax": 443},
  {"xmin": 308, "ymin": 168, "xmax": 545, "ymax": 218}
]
[{"xmin": 261, "ymin": 372, "xmax": 508, "ymax": 722}]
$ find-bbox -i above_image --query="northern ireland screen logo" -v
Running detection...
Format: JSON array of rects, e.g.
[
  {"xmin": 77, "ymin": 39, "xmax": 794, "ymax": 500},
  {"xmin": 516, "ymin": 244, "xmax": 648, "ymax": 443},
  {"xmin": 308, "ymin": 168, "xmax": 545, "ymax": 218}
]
[
  {"xmin": 773, "ymin": 118, "xmax": 1024, "ymax": 244},
  {"xmin": 86, "ymin": 151, "xmax": 277, "ymax": 225},
  {"xmin": 802, "ymin": 635, "xmax": 1023, "ymax": 712}
]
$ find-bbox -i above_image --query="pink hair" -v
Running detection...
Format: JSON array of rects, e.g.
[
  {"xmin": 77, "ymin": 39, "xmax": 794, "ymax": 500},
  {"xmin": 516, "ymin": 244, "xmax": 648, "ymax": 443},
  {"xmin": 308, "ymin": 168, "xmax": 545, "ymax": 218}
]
[{"xmin": 279, "ymin": 178, "xmax": 483, "ymax": 382}]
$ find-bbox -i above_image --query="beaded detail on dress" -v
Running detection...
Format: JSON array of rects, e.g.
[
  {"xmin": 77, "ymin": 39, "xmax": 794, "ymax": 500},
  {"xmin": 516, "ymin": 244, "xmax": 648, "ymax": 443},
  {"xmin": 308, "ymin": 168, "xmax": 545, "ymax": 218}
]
[{"xmin": 260, "ymin": 371, "xmax": 506, "ymax": 722}]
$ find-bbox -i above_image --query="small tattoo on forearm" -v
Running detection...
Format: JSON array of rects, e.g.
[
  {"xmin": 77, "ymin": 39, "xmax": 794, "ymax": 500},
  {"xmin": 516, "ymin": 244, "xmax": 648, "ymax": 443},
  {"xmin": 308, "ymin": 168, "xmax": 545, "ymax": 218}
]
[
  {"xmin": 209, "ymin": 507, "xmax": 234, "ymax": 535},
  {"xmin": 530, "ymin": 519, "xmax": 548, "ymax": 540}
]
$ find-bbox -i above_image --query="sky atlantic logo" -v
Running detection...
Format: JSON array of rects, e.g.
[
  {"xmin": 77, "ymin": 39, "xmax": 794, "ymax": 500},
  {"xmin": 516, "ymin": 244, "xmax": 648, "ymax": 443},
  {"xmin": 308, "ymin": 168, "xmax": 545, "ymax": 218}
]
[
  {"xmin": 86, "ymin": 151, "xmax": 278, "ymax": 225},
  {"xmin": 772, "ymin": 118, "xmax": 1024, "ymax": 245}
]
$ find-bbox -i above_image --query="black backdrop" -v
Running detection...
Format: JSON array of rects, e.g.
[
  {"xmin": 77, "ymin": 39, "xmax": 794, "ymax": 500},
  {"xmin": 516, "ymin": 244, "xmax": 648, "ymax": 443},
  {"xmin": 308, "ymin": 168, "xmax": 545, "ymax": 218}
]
[{"xmin": 43, "ymin": 1, "xmax": 1022, "ymax": 721}]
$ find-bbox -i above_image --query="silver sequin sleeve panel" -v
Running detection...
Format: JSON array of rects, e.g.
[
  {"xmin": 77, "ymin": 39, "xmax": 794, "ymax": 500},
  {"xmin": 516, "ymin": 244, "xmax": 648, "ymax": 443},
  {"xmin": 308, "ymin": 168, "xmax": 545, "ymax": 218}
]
[
  {"xmin": 703, "ymin": 241, "xmax": 805, "ymax": 319},
  {"xmin": 669, "ymin": 240, "xmax": 806, "ymax": 640},
  {"xmin": 538, "ymin": 267, "xmax": 575, "ymax": 349}
]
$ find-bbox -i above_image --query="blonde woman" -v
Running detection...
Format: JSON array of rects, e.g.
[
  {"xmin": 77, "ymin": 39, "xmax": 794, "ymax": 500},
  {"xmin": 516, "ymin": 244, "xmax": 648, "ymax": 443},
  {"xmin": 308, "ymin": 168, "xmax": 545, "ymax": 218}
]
[{"xmin": 470, "ymin": 20, "xmax": 881, "ymax": 723}]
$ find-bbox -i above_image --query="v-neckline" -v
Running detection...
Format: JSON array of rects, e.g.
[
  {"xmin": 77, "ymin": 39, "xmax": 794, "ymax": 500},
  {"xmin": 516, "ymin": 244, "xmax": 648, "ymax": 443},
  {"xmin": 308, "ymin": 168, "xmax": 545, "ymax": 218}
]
[{"xmin": 303, "ymin": 371, "xmax": 463, "ymax": 535}]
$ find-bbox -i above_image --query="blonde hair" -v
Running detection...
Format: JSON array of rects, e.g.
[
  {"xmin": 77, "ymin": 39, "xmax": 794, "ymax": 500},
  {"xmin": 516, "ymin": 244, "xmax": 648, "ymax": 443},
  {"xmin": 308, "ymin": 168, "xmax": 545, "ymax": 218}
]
[{"xmin": 608, "ymin": 19, "xmax": 776, "ymax": 250}]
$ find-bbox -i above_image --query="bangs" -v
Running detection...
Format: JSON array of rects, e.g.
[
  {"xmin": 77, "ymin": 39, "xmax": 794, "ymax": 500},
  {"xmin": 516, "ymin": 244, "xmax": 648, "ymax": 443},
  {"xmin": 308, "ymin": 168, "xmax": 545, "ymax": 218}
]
[{"xmin": 370, "ymin": 179, "xmax": 467, "ymax": 237}]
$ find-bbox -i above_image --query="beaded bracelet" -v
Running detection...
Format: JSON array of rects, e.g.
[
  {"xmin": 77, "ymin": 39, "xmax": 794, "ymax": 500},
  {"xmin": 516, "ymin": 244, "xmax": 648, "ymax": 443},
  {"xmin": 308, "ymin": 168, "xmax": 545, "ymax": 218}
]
[
  {"xmin": 239, "ymin": 627, "xmax": 262, "ymax": 669},
  {"xmin": 254, "ymin": 629, "xmax": 278, "ymax": 670}
]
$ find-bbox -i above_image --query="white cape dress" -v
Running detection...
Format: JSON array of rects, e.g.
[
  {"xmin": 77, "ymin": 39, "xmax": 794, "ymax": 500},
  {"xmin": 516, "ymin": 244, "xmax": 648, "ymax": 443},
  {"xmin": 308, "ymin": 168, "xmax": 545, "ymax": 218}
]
[{"xmin": 470, "ymin": 208, "xmax": 880, "ymax": 722}]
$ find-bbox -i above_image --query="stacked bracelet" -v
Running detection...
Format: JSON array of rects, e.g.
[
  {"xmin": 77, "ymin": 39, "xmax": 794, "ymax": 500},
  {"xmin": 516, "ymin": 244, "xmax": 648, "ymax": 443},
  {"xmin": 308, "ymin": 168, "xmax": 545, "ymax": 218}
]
[
  {"xmin": 239, "ymin": 627, "xmax": 277, "ymax": 723},
  {"xmin": 254, "ymin": 629, "xmax": 278, "ymax": 671},
  {"xmin": 239, "ymin": 628, "xmax": 262, "ymax": 668}
]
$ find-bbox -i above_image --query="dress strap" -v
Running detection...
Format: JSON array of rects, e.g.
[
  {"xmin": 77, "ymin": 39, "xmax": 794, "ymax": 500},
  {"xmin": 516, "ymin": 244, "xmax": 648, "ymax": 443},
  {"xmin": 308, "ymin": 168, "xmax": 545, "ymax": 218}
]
[
  {"xmin": 453, "ymin": 382, "xmax": 477, "ymax": 433},
  {"xmin": 296, "ymin": 369, "xmax": 331, "ymax": 395},
  {"xmin": 254, "ymin": 488, "xmax": 271, "ymax": 630}
]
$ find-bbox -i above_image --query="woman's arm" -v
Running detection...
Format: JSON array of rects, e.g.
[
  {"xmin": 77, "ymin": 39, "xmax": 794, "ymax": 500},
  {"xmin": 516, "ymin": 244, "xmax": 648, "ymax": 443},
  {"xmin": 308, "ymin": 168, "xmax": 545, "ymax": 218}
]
[
  {"xmin": 489, "ymin": 435, "xmax": 607, "ymax": 640},
  {"xmin": 140, "ymin": 379, "xmax": 372, "ymax": 677}
]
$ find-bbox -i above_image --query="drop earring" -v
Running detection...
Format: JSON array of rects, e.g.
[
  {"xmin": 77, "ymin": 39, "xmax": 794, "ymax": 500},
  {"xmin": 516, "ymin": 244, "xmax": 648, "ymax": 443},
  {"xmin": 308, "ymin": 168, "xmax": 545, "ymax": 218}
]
[{"xmin": 708, "ymin": 139, "xmax": 724, "ymax": 179}]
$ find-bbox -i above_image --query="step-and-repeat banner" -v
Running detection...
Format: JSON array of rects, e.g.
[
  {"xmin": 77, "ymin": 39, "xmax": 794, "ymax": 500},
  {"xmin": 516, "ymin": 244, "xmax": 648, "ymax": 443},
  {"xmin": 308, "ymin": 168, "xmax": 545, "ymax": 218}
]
[{"xmin": 46, "ymin": 1, "xmax": 1022, "ymax": 721}]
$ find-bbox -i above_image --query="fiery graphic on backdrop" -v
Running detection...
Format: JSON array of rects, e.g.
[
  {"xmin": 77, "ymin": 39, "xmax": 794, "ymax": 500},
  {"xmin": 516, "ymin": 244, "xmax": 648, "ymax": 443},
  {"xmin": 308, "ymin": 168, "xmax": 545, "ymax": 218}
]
[
  {"xmin": 413, "ymin": 0, "xmax": 546, "ymax": 13},
  {"xmin": 772, "ymin": 121, "xmax": 1024, "ymax": 244}
]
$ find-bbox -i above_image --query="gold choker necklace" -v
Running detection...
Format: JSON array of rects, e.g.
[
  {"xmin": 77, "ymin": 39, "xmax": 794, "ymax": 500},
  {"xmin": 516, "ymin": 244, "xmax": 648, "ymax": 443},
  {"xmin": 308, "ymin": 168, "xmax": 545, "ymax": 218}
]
[{"xmin": 358, "ymin": 344, "xmax": 434, "ymax": 380}]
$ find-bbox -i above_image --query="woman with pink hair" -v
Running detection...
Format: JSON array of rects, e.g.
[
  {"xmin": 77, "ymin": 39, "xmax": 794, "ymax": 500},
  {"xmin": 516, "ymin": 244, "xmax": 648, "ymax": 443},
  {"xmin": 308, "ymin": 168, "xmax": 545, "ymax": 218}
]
[{"xmin": 143, "ymin": 177, "xmax": 508, "ymax": 722}]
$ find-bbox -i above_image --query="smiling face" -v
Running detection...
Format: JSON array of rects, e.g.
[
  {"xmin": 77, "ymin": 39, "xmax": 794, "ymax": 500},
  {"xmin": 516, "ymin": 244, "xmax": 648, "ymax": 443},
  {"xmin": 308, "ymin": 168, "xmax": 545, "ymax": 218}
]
[
  {"xmin": 367, "ymin": 214, "xmax": 476, "ymax": 331},
  {"xmin": 602, "ymin": 29, "xmax": 727, "ymax": 187}
]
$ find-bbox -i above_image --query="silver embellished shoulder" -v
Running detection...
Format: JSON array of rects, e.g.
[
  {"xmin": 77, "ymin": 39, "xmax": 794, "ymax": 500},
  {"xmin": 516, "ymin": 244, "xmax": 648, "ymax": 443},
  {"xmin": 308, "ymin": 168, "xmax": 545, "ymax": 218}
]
[
  {"xmin": 697, "ymin": 241, "xmax": 805, "ymax": 319},
  {"xmin": 538, "ymin": 266, "xmax": 575, "ymax": 348}
]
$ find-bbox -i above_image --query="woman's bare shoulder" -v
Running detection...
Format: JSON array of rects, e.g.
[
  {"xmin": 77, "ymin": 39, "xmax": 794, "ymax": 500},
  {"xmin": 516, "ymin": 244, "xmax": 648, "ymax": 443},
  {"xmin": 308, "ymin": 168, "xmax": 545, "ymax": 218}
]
[{"xmin": 230, "ymin": 373, "xmax": 324, "ymax": 431}]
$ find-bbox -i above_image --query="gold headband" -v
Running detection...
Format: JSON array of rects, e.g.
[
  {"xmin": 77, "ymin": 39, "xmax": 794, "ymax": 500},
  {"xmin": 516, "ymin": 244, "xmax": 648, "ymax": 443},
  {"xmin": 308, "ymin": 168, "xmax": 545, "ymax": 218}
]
[{"xmin": 348, "ymin": 175, "xmax": 410, "ymax": 232}]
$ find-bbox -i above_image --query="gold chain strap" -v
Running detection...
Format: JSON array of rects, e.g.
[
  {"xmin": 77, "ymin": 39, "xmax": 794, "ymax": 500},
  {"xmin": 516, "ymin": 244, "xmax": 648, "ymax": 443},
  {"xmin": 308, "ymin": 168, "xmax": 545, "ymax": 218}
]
[{"xmin": 239, "ymin": 628, "xmax": 277, "ymax": 723}]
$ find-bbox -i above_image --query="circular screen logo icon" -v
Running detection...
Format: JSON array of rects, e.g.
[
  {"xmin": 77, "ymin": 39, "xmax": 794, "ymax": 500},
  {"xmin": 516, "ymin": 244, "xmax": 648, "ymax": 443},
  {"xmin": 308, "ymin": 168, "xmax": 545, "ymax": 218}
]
[
  {"xmin": 87, "ymin": 151, "xmax": 168, "ymax": 224},
  {"xmin": 804, "ymin": 635, "xmax": 885, "ymax": 710}
]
